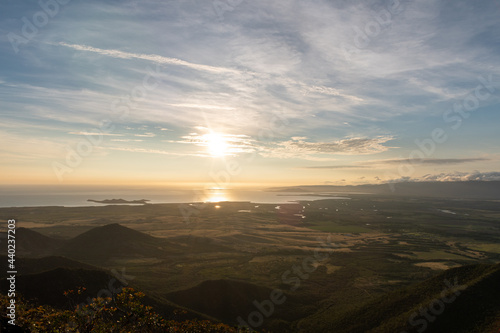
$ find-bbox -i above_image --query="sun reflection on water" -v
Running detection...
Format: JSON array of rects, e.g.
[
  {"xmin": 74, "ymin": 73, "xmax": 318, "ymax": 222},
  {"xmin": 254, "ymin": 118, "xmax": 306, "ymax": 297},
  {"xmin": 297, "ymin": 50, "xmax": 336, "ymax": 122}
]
[{"xmin": 205, "ymin": 188, "xmax": 231, "ymax": 202}]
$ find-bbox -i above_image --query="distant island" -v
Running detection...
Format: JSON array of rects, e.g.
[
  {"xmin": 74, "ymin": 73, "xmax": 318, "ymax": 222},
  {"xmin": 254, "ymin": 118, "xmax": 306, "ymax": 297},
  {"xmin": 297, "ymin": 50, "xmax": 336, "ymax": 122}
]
[{"xmin": 87, "ymin": 199, "xmax": 150, "ymax": 204}]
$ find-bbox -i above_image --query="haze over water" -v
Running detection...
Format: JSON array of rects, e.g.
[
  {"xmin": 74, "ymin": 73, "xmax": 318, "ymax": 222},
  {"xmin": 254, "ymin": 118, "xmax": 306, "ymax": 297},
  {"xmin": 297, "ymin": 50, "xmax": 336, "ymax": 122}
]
[{"xmin": 0, "ymin": 185, "xmax": 349, "ymax": 208}]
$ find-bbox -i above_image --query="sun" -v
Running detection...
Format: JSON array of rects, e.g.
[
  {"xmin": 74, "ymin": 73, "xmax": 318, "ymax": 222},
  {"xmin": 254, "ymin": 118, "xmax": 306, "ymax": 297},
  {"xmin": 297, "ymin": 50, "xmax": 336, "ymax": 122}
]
[{"xmin": 204, "ymin": 132, "xmax": 229, "ymax": 157}]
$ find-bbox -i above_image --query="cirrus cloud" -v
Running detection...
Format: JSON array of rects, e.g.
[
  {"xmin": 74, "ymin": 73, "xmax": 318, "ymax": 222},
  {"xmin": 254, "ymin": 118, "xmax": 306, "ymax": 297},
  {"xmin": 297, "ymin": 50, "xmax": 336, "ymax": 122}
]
[{"xmin": 259, "ymin": 136, "xmax": 395, "ymax": 160}]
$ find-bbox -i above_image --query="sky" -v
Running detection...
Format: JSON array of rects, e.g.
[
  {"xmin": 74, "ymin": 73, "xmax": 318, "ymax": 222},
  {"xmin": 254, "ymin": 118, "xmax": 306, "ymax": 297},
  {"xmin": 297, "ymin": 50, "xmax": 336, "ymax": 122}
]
[{"xmin": 1, "ymin": 0, "xmax": 499, "ymax": 188}]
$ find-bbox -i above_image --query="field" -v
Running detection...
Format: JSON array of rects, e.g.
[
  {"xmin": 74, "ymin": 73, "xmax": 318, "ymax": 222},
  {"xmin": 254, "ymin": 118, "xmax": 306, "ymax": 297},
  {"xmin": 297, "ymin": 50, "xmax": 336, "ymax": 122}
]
[{"xmin": 1, "ymin": 194, "xmax": 499, "ymax": 331}]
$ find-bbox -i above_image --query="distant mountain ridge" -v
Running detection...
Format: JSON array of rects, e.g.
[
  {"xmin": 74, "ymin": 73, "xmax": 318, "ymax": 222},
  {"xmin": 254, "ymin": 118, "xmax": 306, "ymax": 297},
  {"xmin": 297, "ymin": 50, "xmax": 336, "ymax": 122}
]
[{"xmin": 267, "ymin": 181, "xmax": 500, "ymax": 199}]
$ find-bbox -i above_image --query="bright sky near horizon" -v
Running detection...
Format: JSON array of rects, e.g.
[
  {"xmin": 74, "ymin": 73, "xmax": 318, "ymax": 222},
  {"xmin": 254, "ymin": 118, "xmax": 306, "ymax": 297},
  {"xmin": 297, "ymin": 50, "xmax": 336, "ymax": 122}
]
[{"xmin": 1, "ymin": 0, "xmax": 499, "ymax": 187}]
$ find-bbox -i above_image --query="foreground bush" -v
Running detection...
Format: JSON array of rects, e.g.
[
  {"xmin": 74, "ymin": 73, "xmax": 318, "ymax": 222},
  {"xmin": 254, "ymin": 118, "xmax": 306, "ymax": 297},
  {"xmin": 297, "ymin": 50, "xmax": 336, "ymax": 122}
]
[{"xmin": 0, "ymin": 287, "xmax": 245, "ymax": 332}]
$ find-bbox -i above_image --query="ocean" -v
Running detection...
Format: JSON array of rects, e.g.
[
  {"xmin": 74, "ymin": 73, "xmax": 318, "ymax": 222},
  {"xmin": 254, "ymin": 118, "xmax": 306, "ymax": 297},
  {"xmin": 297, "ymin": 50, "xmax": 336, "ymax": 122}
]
[{"xmin": 0, "ymin": 185, "xmax": 350, "ymax": 208}]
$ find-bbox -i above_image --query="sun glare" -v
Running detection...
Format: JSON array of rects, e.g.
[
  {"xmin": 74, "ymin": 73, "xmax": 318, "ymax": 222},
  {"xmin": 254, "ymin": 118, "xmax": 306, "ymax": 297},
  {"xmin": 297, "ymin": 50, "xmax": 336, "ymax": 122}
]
[
  {"xmin": 206, "ymin": 192, "xmax": 228, "ymax": 202},
  {"xmin": 204, "ymin": 188, "xmax": 230, "ymax": 202},
  {"xmin": 205, "ymin": 132, "xmax": 229, "ymax": 157}
]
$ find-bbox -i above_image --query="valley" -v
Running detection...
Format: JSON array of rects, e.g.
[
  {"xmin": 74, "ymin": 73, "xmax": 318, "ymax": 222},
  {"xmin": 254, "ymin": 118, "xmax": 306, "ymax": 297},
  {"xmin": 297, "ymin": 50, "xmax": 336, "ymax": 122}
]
[{"xmin": 1, "ymin": 194, "xmax": 499, "ymax": 332}]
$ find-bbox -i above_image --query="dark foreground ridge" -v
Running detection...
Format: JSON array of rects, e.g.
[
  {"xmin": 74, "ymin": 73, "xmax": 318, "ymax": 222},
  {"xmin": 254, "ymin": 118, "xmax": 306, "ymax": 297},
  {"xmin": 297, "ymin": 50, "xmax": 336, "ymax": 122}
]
[{"xmin": 2, "ymin": 262, "xmax": 499, "ymax": 332}]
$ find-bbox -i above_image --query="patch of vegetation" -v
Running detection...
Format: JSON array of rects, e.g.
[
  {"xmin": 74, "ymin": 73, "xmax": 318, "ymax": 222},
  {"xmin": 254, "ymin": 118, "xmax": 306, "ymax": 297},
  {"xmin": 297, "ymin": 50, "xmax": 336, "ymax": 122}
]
[
  {"xmin": 296, "ymin": 263, "xmax": 500, "ymax": 333},
  {"xmin": 306, "ymin": 222, "xmax": 372, "ymax": 233},
  {"xmin": 1, "ymin": 195, "xmax": 500, "ymax": 331},
  {"xmin": 0, "ymin": 287, "xmax": 242, "ymax": 332},
  {"xmin": 467, "ymin": 243, "xmax": 500, "ymax": 254},
  {"xmin": 412, "ymin": 250, "xmax": 471, "ymax": 261}
]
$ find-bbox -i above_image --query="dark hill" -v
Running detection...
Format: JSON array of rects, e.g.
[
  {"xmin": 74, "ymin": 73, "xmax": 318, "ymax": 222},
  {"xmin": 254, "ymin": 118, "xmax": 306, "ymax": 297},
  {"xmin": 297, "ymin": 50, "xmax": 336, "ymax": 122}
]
[
  {"xmin": 0, "ymin": 255, "xmax": 95, "ymax": 275},
  {"xmin": 167, "ymin": 279, "xmax": 272, "ymax": 325},
  {"xmin": 1, "ymin": 268, "xmax": 114, "ymax": 309},
  {"xmin": 0, "ymin": 267, "xmax": 206, "ymax": 323},
  {"xmin": 56, "ymin": 223, "xmax": 179, "ymax": 264},
  {"xmin": 298, "ymin": 263, "xmax": 500, "ymax": 333},
  {"xmin": 166, "ymin": 279, "xmax": 305, "ymax": 329},
  {"xmin": 0, "ymin": 227, "xmax": 65, "ymax": 257}
]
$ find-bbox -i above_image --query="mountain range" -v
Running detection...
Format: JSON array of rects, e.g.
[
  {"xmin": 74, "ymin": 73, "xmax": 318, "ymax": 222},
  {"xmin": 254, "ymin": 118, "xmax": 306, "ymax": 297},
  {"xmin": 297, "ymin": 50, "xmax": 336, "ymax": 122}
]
[{"xmin": 268, "ymin": 181, "xmax": 500, "ymax": 199}]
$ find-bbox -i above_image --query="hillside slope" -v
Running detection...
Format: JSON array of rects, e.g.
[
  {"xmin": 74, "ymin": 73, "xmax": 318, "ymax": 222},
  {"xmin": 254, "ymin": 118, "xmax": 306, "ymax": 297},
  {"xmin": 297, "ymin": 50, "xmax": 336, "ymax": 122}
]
[
  {"xmin": 166, "ymin": 279, "xmax": 311, "ymax": 331},
  {"xmin": 0, "ymin": 267, "xmax": 205, "ymax": 323},
  {"xmin": 1, "ymin": 227, "xmax": 65, "ymax": 257},
  {"xmin": 1, "ymin": 267, "xmax": 114, "ymax": 309},
  {"xmin": 0, "ymin": 255, "xmax": 95, "ymax": 275},
  {"xmin": 297, "ymin": 263, "xmax": 500, "ymax": 333},
  {"xmin": 55, "ymin": 223, "xmax": 180, "ymax": 264}
]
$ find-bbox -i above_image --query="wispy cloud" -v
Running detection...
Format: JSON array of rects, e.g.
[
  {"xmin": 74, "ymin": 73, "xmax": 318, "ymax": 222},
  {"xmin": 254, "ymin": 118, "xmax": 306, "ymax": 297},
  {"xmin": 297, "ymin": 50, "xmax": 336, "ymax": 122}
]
[
  {"xmin": 108, "ymin": 147, "xmax": 205, "ymax": 157},
  {"xmin": 302, "ymin": 165, "xmax": 369, "ymax": 169},
  {"xmin": 379, "ymin": 158, "xmax": 491, "ymax": 165},
  {"xmin": 300, "ymin": 84, "xmax": 364, "ymax": 103},
  {"xmin": 68, "ymin": 131, "xmax": 124, "ymax": 136},
  {"xmin": 134, "ymin": 133, "xmax": 156, "ymax": 138},
  {"xmin": 303, "ymin": 158, "xmax": 491, "ymax": 170},
  {"xmin": 260, "ymin": 136, "xmax": 395, "ymax": 160},
  {"xmin": 58, "ymin": 42, "xmax": 243, "ymax": 74},
  {"xmin": 1, "ymin": 0, "xmax": 499, "ymax": 184},
  {"xmin": 168, "ymin": 104, "xmax": 236, "ymax": 110},
  {"xmin": 110, "ymin": 139, "xmax": 144, "ymax": 142}
]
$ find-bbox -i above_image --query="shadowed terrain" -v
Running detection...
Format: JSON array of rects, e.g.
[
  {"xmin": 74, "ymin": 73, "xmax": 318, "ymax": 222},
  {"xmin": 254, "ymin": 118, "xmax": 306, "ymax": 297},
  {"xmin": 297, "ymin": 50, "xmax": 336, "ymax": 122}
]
[{"xmin": 1, "ymin": 186, "xmax": 500, "ymax": 331}]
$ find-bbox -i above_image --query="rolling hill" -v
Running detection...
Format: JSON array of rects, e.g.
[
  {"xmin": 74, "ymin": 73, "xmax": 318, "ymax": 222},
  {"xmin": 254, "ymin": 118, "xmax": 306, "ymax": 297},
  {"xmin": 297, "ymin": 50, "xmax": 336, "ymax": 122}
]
[
  {"xmin": 0, "ymin": 255, "xmax": 95, "ymax": 275},
  {"xmin": 166, "ymin": 279, "xmax": 310, "ymax": 331},
  {"xmin": 297, "ymin": 263, "xmax": 500, "ymax": 333},
  {"xmin": 0, "ymin": 267, "xmax": 207, "ymax": 324},
  {"xmin": 166, "ymin": 279, "xmax": 275, "ymax": 324},
  {"xmin": 55, "ymin": 223, "xmax": 180, "ymax": 264},
  {"xmin": 2, "ymin": 223, "xmax": 184, "ymax": 265},
  {"xmin": 1, "ymin": 267, "xmax": 115, "ymax": 309},
  {"xmin": 1, "ymin": 227, "xmax": 65, "ymax": 257}
]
